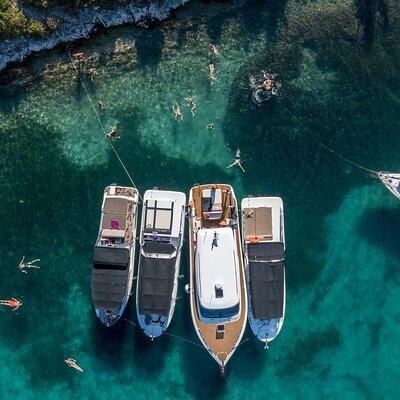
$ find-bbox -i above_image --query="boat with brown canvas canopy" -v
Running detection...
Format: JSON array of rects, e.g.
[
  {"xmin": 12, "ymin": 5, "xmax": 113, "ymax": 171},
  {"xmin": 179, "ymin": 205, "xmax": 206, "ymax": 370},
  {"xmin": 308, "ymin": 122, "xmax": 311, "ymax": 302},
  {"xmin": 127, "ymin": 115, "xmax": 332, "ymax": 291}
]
[
  {"xmin": 241, "ymin": 196, "xmax": 286, "ymax": 347},
  {"xmin": 188, "ymin": 183, "xmax": 247, "ymax": 376},
  {"xmin": 91, "ymin": 184, "xmax": 139, "ymax": 327}
]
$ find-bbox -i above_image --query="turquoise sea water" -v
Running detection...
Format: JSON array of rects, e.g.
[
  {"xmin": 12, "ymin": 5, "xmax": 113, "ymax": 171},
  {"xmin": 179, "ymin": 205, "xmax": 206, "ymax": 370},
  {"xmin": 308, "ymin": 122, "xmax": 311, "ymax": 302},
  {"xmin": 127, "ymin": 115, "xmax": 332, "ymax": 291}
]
[{"xmin": 1, "ymin": 0, "xmax": 400, "ymax": 398}]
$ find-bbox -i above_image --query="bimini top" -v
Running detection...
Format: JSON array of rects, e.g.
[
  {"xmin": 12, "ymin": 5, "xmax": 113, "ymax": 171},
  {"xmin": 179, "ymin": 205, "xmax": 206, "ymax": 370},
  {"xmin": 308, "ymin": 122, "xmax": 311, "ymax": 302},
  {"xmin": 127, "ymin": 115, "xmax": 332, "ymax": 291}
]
[
  {"xmin": 91, "ymin": 247, "xmax": 130, "ymax": 312},
  {"xmin": 196, "ymin": 227, "xmax": 240, "ymax": 311}
]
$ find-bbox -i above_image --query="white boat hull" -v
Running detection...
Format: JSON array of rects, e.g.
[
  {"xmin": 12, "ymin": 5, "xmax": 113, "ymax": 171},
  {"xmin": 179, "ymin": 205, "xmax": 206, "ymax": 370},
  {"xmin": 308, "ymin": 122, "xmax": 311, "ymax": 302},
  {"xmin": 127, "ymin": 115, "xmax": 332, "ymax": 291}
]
[{"xmin": 378, "ymin": 172, "xmax": 400, "ymax": 200}]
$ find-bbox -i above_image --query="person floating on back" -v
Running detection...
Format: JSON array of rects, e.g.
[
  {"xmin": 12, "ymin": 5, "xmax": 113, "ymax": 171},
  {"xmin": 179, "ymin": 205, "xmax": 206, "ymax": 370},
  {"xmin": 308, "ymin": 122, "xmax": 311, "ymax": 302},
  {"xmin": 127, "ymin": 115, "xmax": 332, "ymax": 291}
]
[
  {"xmin": 18, "ymin": 256, "xmax": 40, "ymax": 274},
  {"xmin": 227, "ymin": 148, "xmax": 245, "ymax": 172},
  {"xmin": 65, "ymin": 358, "xmax": 83, "ymax": 373},
  {"xmin": 0, "ymin": 298, "xmax": 23, "ymax": 311},
  {"xmin": 172, "ymin": 104, "xmax": 183, "ymax": 121}
]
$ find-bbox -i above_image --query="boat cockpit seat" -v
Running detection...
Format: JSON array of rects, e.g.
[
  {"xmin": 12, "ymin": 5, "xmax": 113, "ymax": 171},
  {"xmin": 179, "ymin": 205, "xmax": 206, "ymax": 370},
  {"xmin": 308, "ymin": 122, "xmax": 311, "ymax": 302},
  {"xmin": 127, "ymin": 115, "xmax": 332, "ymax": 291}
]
[
  {"xmin": 101, "ymin": 197, "xmax": 130, "ymax": 238},
  {"xmin": 202, "ymin": 188, "xmax": 223, "ymax": 220}
]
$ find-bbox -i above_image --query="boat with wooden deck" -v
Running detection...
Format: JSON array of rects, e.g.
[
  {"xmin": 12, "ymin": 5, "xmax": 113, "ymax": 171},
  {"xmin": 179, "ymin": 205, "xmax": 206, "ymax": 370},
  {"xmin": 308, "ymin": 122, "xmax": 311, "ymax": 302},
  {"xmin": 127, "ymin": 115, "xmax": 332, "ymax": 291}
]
[
  {"xmin": 188, "ymin": 184, "xmax": 247, "ymax": 375},
  {"xmin": 241, "ymin": 196, "xmax": 285, "ymax": 346},
  {"xmin": 136, "ymin": 189, "xmax": 186, "ymax": 339},
  {"xmin": 91, "ymin": 184, "xmax": 138, "ymax": 327}
]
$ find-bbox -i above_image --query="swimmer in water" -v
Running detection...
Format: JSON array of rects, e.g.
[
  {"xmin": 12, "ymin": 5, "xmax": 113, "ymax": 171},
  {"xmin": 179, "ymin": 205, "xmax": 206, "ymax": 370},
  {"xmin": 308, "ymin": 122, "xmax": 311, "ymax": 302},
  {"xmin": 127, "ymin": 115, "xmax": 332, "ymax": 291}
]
[
  {"xmin": 72, "ymin": 52, "xmax": 85, "ymax": 61},
  {"xmin": 18, "ymin": 256, "xmax": 40, "ymax": 274},
  {"xmin": 98, "ymin": 101, "xmax": 105, "ymax": 113},
  {"xmin": 211, "ymin": 44, "xmax": 219, "ymax": 55},
  {"xmin": 105, "ymin": 126, "xmax": 120, "ymax": 140},
  {"xmin": 227, "ymin": 148, "xmax": 245, "ymax": 172},
  {"xmin": 207, "ymin": 123, "xmax": 214, "ymax": 131},
  {"xmin": 185, "ymin": 97, "xmax": 196, "ymax": 117},
  {"xmin": 0, "ymin": 298, "xmax": 23, "ymax": 311},
  {"xmin": 172, "ymin": 104, "xmax": 183, "ymax": 121},
  {"xmin": 87, "ymin": 68, "xmax": 96, "ymax": 83},
  {"xmin": 65, "ymin": 358, "xmax": 83, "ymax": 373},
  {"xmin": 208, "ymin": 62, "xmax": 216, "ymax": 81}
]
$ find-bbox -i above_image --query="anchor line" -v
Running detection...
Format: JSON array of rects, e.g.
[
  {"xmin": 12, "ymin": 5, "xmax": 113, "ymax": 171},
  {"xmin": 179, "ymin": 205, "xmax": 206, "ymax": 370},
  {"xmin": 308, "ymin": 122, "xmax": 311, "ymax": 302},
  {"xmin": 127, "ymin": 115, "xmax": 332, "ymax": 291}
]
[
  {"xmin": 284, "ymin": 106, "xmax": 379, "ymax": 177},
  {"xmin": 123, "ymin": 318, "xmax": 205, "ymax": 351},
  {"xmin": 66, "ymin": 50, "xmax": 142, "ymax": 201}
]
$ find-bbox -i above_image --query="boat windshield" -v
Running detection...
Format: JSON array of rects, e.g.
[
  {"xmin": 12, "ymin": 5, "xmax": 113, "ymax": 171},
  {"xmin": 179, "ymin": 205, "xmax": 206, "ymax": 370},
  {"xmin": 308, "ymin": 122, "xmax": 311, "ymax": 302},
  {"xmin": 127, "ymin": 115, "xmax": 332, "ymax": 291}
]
[
  {"xmin": 199, "ymin": 302, "xmax": 240, "ymax": 319},
  {"xmin": 142, "ymin": 241, "xmax": 176, "ymax": 255}
]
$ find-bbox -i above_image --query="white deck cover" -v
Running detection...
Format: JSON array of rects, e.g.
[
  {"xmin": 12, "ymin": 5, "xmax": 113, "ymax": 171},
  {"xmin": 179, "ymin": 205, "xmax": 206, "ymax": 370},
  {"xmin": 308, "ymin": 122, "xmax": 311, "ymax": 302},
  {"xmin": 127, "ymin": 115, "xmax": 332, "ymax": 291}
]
[
  {"xmin": 143, "ymin": 190, "xmax": 186, "ymax": 238},
  {"xmin": 196, "ymin": 227, "xmax": 240, "ymax": 310}
]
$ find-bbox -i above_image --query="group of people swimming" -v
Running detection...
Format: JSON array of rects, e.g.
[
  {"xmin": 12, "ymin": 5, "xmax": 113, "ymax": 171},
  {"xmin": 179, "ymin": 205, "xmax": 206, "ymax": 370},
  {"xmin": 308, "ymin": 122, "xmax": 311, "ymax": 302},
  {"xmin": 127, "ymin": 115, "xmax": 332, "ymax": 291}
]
[
  {"xmin": 172, "ymin": 44, "xmax": 220, "ymax": 129},
  {"xmin": 2, "ymin": 255, "xmax": 84, "ymax": 372},
  {"xmin": 0, "ymin": 257, "xmax": 41, "ymax": 311}
]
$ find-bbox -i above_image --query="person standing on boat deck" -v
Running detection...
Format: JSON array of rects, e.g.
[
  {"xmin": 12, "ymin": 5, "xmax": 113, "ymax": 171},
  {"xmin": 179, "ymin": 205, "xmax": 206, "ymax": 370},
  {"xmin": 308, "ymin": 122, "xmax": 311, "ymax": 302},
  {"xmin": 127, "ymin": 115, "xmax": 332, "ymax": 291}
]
[
  {"xmin": 211, "ymin": 232, "xmax": 219, "ymax": 249},
  {"xmin": 18, "ymin": 256, "xmax": 40, "ymax": 274},
  {"xmin": 173, "ymin": 104, "xmax": 183, "ymax": 121},
  {"xmin": 229, "ymin": 206, "xmax": 238, "ymax": 230},
  {"xmin": 227, "ymin": 148, "xmax": 245, "ymax": 172}
]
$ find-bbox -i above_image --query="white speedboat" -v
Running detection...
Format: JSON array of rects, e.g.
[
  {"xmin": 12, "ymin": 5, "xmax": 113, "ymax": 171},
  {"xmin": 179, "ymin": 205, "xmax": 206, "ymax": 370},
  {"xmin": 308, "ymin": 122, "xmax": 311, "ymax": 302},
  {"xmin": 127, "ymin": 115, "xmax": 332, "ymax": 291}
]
[
  {"xmin": 378, "ymin": 172, "xmax": 400, "ymax": 200},
  {"xmin": 136, "ymin": 189, "xmax": 186, "ymax": 339},
  {"xmin": 188, "ymin": 184, "xmax": 247, "ymax": 376},
  {"xmin": 241, "ymin": 196, "xmax": 285, "ymax": 347},
  {"xmin": 91, "ymin": 185, "xmax": 139, "ymax": 327}
]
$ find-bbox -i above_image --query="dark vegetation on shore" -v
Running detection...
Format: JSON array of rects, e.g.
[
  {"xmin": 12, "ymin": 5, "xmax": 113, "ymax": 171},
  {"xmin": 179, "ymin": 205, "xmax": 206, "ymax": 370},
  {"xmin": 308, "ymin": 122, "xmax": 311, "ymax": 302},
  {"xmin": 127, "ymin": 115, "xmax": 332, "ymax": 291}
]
[{"xmin": 0, "ymin": 0, "xmax": 146, "ymax": 38}]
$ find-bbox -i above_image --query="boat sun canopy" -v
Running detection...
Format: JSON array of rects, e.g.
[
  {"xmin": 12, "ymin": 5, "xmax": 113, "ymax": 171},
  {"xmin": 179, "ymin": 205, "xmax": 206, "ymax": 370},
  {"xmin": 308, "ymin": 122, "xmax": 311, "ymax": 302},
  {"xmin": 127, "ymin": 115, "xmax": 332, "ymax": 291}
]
[
  {"xmin": 248, "ymin": 242, "xmax": 284, "ymax": 262},
  {"xmin": 196, "ymin": 228, "xmax": 240, "ymax": 314},
  {"xmin": 249, "ymin": 261, "xmax": 284, "ymax": 319},
  {"xmin": 137, "ymin": 255, "xmax": 176, "ymax": 317},
  {"xmin": 91, "ymin": 247, "xmax": 130, "ymax": 312}
]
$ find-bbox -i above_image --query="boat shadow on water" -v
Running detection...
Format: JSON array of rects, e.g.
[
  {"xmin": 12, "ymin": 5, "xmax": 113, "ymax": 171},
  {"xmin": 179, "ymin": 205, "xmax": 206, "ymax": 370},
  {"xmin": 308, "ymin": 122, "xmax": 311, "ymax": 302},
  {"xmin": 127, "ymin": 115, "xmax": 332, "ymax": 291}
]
[{"xmin": 357, "ymin": 206, "xmax": 400, "ymax": 266}]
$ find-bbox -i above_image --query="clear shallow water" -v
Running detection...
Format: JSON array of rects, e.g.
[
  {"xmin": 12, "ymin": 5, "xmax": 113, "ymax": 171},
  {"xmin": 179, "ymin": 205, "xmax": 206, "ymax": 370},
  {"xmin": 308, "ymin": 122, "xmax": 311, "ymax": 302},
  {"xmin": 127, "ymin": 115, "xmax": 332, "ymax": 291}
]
[{"xmin": 1, "ymin": 0, "xmax": 400, "ymax": 398}]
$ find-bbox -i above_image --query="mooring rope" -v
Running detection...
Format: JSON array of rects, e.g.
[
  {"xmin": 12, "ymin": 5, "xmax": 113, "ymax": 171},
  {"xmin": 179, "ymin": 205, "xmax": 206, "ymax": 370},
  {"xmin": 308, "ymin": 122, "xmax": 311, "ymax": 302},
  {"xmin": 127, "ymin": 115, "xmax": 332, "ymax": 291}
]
[
  {"xmin": 123, "ymin": 318, "xmax": 205, "ymax": 350},
  {"xmin": 66, "ymin": 50, "xmax": 142, "ymax": 200},
  {"xmin": 285, "ymin": 106, "xmax": 379, "ymax": 177}
]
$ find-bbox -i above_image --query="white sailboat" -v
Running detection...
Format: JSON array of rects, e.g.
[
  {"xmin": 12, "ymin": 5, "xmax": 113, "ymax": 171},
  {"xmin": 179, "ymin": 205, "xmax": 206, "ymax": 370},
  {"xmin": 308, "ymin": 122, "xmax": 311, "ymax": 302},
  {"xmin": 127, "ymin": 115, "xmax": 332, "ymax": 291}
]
[
  {"xmin": 91, "ymin": 185, "xmax": 139, "ymax": 327},
  {"xmin": 241, "ymin": 196, "xmax": 285, "ymax": 346},
  {"xmin": 136, "ymin": 189, "xmax": 186, "ymax": 339},
  {"xmin": 378, "ymin": 172, "xmax": 400, "ymax": 200}
]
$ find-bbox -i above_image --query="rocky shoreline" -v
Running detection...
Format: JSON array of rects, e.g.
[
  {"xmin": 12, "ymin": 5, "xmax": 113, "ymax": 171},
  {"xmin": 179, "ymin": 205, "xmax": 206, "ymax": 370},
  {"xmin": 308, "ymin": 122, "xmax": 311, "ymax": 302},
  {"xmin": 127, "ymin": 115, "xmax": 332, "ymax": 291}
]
[{"xmin": 0, "ymin": 0, "xmax": 189, "ymax": 73}]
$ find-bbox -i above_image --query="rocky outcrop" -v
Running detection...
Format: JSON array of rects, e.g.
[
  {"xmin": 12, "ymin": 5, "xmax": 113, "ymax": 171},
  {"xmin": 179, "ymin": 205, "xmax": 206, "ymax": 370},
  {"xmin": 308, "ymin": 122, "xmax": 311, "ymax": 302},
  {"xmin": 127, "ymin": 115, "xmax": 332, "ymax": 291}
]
[{"xmin": 0, "ymin": 0, "xmax": 189, "ymax": 72}]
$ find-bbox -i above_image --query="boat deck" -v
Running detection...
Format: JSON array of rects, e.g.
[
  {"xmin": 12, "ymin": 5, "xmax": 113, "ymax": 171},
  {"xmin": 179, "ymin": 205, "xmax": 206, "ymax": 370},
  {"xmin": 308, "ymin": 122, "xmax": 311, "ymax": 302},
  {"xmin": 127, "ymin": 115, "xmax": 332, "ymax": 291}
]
[
  {"xmin": 100, "ymin": 186, "xmax": 137, "ymax": 245},
  {"xmin": 190, "ymin": 184, "xmax": 247, "ymax": 365}
]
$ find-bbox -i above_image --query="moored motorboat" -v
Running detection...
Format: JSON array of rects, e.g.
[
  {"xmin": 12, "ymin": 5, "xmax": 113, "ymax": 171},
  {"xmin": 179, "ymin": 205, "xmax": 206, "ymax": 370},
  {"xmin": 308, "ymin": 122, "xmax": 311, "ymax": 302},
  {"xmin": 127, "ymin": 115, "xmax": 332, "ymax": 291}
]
[
  {"xmin": 136, "ymin": 189, "xmax": 186, "ymax": 339},
  {"xmin": 241, "ymin": 196, "xmax": 285, "ymax": 347},
  {"xmin": 91, "ymin": 185, "xmax": 138, "ymax": 327},
  {"xmin": 378, "ymin": 172, "xmax": 400, "ymax": 200},
  {"xmin": 188, "ymin": 184, "xmax": 247, "ymax": 375}
]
